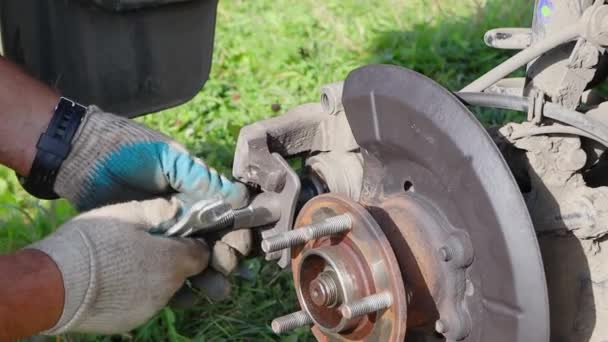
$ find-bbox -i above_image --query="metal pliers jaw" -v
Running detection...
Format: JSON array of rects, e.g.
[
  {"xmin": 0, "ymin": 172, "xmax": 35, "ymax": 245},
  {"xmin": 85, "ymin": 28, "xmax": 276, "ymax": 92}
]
[
  {"xmin": 165, "ymin": 198, "xmax": 233, "ymax": 237},
  {"xmin": 164, "ymin": 192, "xmax": 283, "ymax": 238}
]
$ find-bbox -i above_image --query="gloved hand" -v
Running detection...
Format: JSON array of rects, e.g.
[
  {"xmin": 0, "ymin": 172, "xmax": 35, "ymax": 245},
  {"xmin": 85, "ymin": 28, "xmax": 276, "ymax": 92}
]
[
  {"xmin": 54, "ymin": 106, "xmax": 250, "ymax": 275},
  {"xmin": 28, "ymin": 197, "xmax": 209, "ymax": 334},
  {"xmin": 54, "ymin": 106, "xmax": 247, "ymax": 211}
]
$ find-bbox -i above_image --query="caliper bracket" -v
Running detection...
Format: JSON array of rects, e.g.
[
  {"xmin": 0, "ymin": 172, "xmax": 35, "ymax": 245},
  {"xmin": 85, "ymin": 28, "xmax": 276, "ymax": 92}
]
[{"xmin": 232, "ymin": 103, "xmax": 327, "ymax": 267}]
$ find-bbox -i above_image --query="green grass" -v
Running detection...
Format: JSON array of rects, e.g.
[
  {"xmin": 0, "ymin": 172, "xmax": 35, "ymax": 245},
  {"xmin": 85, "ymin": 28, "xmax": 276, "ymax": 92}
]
[{"xmin": 1, "ymin": 0, "xmax": 532, "ymax": 340}]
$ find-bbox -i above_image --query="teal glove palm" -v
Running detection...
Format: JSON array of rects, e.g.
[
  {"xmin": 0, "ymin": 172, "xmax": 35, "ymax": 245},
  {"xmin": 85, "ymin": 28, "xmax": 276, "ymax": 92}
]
[{"xmin": 54, "ymin": 106, "xmax": 247, "ymax": 211}]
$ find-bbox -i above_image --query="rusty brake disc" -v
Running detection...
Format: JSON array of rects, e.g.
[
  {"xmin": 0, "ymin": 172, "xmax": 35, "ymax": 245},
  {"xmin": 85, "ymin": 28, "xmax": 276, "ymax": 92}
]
[
  {"xmin": 268, "ymin": 65, "xmax": 548, "ymax": 342},
  {"xmin": 338, "ymin": 65, "xmax": 549, "ymax": 342}
]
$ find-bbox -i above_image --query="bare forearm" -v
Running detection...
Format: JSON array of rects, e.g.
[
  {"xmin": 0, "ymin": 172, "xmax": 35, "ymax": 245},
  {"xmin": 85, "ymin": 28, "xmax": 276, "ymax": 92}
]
[
  {"xmin": 0, "ymin": 57, "xmax": 59, "ymax": 176},
  {"xmin": 0, "ymin": 249, "xmax": 64, "ymax": 341}
]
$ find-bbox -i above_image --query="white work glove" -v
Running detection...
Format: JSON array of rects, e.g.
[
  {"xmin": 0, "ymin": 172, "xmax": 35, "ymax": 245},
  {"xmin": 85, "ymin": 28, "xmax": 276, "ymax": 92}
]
[
  {"xmin": 54, "ymin": 106, "xmax": 248, "ymax": 212},
  {"xmin": 54, "ymin": 106, "xmax": 252, "ymax": 275},
  {"xmin": 28, "ymin": 198, "xmax": 210, "ymax": 335},
  {"xmin": 55, "ymin": 107, "xmax": 251, "ymax": 278}
]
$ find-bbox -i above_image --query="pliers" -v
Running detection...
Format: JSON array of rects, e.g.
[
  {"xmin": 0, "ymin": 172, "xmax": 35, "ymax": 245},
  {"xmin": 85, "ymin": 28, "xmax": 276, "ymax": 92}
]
[{"xmin": 165, "ymin": 193, "xmax": 281, "ymax": 238}]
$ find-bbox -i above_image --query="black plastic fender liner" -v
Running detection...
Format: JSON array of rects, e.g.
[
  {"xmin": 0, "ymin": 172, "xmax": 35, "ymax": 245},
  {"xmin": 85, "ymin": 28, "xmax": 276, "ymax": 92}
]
[
  {"xmin": 342, "ymin": 65, "xmax": 549, "ymax": 342},
  {"xmin": 0, "ymin": 0, "xmax": 217, "ymax": 117},
  {"xmin": 85, "ymin": 0, "xmax": 194, "ymax": 12}
]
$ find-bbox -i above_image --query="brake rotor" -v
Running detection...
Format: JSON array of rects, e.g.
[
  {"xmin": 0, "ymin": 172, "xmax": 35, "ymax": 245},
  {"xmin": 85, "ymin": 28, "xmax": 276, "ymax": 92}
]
[
  {"xmin": 269, "ymin": 65, "xmax": 549, "ymax": 341},
  {"xmin": 337, "ymin": 65, "xmax": 550, "ymax": 341}
]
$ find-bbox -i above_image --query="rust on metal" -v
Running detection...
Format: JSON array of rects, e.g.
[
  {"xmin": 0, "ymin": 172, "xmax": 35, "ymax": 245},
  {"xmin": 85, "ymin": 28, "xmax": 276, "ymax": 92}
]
[
  {"xmin": 291, "ymin": 193, "xmax": 408, "ymax": 341},
  {"xmin": 368, "ymin": 193, "xmax": 474, "ymax": 339}
]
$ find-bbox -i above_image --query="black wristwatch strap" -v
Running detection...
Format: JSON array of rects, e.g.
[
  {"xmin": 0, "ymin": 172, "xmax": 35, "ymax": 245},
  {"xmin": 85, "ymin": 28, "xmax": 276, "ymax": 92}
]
[{"xmin": 19, "ymin": 97, "xmax": 87, "ymax": 199}]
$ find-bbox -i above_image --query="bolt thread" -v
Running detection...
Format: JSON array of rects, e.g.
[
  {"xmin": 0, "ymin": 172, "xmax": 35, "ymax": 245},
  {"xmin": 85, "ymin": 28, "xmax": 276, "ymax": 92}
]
[
  {"xmin": 217, "ymin": 211, "xmax": 236, "ymax": 229},
  {"xmin": 271, "ymin": 311, "xmax": 313, "ymax": 334},
  {"xmin": 262, "ymin": 229, "xmax": 309, "ymax": 253},
  {"xmin": 306, "ymin": 214, "xmax": 352, "ymax": 240},
  {"xmin": 340, "ymin": 292, "xmax": 393, "ymax": 319},
  {"xmin": 319, "ymin": 272, "xmax": 339, "ymax": 306},
  {"xmin": 261, "ymin": 213, "xmax": 352, "ymax": 253},
  {"xmin": 311, "ymin": 271, "xmax": 340, "ymax": 307},
  {"xmin": 198, "ymin": 210, "xmax": 235, "ymax": 233}
]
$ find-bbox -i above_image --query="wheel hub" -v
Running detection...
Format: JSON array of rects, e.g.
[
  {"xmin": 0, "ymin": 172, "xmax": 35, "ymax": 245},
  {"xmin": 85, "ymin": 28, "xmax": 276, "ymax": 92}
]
[{"xmin": 291, "ymin": 193, "xmax": 407, "ymax": 341}]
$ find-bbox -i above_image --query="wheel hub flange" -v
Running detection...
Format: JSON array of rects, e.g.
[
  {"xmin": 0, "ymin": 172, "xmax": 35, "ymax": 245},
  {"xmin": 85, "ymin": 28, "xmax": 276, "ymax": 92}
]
[{"xmin": 291, "ymin": 193, "xmax": 408, "ymax": 341}]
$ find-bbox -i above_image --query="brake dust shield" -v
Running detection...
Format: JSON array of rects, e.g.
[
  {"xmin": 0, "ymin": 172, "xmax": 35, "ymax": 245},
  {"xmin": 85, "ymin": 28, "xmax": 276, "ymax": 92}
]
[{"xmin": 337, "ymin": 65, "xmax": 550, "ymax": 341}]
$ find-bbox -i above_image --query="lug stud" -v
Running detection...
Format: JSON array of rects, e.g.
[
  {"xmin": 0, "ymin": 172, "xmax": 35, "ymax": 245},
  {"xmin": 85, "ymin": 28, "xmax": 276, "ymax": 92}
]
[
  {"xmin": 261, "ymin": 213, "xmax": 352, "ymax": 253},
  {"xmin": 271, "ymin": 310, "xmax": 313, "ymax": 334},
  {"xmin": 339, "ymin": 292, "xmax": 393, "ymax": 319}
]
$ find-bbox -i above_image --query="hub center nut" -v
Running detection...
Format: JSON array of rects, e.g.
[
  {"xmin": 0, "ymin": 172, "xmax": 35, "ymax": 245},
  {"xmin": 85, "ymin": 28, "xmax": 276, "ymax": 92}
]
[
  {"xmin": 309, "ymin": 269, "xmax": 341, "ymax": 307},
  {"xmin": 298, "ymin": 246, "xmax": 365, "ymax": 333}
]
